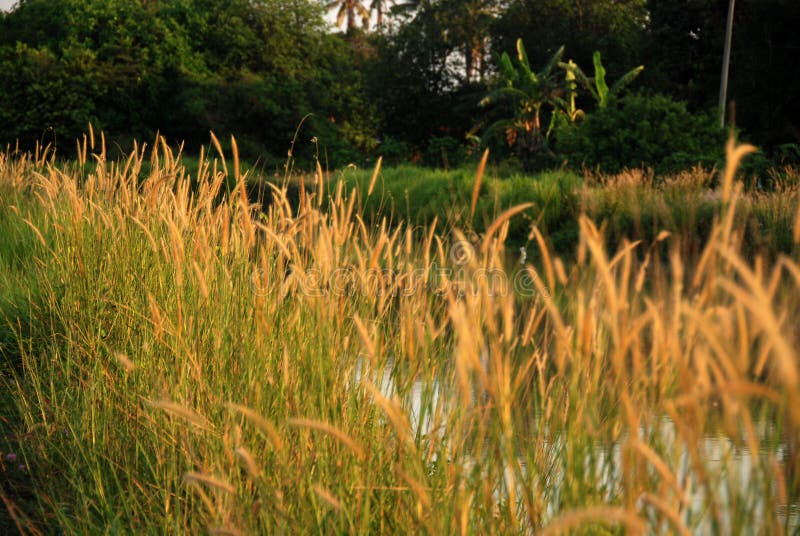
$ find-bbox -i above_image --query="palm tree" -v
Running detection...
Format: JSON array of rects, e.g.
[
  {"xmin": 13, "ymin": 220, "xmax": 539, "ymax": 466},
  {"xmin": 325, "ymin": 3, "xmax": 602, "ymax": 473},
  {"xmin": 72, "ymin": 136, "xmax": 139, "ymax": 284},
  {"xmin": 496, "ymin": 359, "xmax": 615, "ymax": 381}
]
[
  {"xmin": 327, "ymin": 0, "xmax": 371, "ymax": 32},
  {"xmin": 370, "ymin": 0, "xmax": 395, "ymax": 29}
]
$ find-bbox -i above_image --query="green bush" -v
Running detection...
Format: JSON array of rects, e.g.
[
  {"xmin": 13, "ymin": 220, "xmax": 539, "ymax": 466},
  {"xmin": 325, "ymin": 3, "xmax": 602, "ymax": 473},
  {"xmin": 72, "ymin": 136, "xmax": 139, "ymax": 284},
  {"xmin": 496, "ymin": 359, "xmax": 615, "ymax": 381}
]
[
  {"xmin": 375, "ymin": 136, "xmax": 412, "ymax": 164},
  {"xmin": 423, "ymin": 136, "xmax": 477, "ymax": 169},
  {"xmin": 556, "ymin": 92, "xmax": 724, "ymax": 174}
]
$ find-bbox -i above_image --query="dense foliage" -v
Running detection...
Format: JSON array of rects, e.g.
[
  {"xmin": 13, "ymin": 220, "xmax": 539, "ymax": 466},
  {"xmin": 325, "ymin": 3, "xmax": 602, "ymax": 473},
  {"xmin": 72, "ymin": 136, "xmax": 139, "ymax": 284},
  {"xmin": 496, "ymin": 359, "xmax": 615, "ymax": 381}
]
[
  {"xmin": 0, "ymin": 0, "xmax": 375, "ymax": 167},
  {"xmin": 0, "ymin": 0, "xmax": 798, "ymax": 170},
  {"xmin": 556, "ymin": 92, "xmax": 724, "ymax": 174}
]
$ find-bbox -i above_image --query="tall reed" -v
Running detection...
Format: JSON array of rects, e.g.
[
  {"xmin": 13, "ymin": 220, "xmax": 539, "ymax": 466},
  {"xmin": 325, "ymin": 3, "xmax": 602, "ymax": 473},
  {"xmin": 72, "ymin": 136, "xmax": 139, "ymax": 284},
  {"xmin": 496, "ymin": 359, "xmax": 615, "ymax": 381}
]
[{"xmin": 0, "ymin": 134, "xmax": 797, "ymax": 534}]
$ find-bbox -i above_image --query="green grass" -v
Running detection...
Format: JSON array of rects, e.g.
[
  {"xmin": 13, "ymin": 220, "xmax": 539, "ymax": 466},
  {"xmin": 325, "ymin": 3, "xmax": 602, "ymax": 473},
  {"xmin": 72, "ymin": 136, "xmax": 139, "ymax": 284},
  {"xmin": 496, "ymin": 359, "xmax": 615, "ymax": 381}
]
[
  {"xmin": 328, "ymin": 163, "xmax": 799, "ymax": 262},
  {"xmin": 1, "ymin": 143, "xmax": 799, "ymax": 534}
]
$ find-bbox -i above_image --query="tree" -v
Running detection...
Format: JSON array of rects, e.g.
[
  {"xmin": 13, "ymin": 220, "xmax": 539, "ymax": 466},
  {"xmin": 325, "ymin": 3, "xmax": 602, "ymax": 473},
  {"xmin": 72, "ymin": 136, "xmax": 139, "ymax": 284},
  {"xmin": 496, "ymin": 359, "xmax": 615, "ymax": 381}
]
[
  {"xmin": 0, "ymin": 0, "xmax": 376, "ymax": 166},
  {"xmin": 643, "ymin": 0, "xmax": 800, "ymax": 148},
  {"xmin": 725, "ymin": 0, "xmax": 800, "ymax": 147},
  {"xmin": 561, "ymin": 51, "xmax": 643, "ymax": 109},
  {"xmin": 364, "ymin": 3, "xmax": 483, "ymax": 152},
  {"xmin": 642, "ymin": 0, "xmax": 725, "ymax": 110},
  {"xmin": 370, "ymin": 0, "xmax": 395, "ymax": 29},
  {"xmin": 327, "ymin": 0, "xmax": 371, "ymax": 32},
  {"xmin": 432, "ymin": 0, "xmax": 502, "ymax": 83},
  {"xmin": 492, "ymin": 0, "xmax": 647, "ymax": 81},
  {"xmin": 479, "ymin": 38, "xmax": 565, "ymax": 169}
]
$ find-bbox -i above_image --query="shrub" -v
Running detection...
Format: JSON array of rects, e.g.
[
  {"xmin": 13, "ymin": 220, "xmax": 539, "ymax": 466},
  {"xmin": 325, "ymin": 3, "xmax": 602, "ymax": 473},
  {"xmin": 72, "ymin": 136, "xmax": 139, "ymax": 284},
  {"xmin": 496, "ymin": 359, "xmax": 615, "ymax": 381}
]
[
  {"xmin": 556, "ymin": 92, "xmax": 724, "ymax": 174},
  {"xmin": 423, "ymin": 136, "xmax": 478, "ymax": 169},
  {"xmin": 375, "ymin": 136, "xmax": 412, "ymax": 164}
]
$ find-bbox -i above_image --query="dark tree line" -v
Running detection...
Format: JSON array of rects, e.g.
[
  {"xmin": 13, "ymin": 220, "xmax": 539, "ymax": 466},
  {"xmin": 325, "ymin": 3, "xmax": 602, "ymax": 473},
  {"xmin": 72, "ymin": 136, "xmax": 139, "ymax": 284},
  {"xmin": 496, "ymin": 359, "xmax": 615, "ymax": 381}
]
[{"xmin": 0, "ymin": 0, "xmax": 798, "ymax": 169}]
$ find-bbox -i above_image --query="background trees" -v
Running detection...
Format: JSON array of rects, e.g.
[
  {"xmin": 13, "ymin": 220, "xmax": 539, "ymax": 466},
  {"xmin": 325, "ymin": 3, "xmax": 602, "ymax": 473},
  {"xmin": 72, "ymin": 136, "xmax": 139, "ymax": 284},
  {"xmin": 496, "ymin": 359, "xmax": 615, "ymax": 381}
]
[
  {"xmin": 0, "ymin": 0, "xmax": 797, "ymax": 169},
  {"xmin": 327, "ymin": 0, "xmax": 371, "ymax": 32},
  {"xmin": 492, "ymin": 0, "xmax": 648, "ymax": 83},
  {"xmin": 0, "ymin": 0, "xmax": 374, "ymax": 166}
]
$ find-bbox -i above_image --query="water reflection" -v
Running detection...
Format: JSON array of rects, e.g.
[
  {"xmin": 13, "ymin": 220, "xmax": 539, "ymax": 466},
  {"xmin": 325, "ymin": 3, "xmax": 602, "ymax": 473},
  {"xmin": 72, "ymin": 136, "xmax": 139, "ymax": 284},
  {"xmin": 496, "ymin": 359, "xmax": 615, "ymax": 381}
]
[{"xmin": 353, "ymin": 357, "xmax": 799, "ymax": 533}]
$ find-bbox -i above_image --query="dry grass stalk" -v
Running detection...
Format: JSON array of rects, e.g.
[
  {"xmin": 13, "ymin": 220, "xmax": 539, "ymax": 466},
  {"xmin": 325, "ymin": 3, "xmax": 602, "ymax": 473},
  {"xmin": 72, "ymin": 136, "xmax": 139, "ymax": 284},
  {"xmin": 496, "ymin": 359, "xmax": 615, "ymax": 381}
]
[
  {"xmin": 226, "ymin": 404, "xmax": 284, "ymax": 451},
  {"xmin": 149, "ymin": 399, "xmax": 214, "ymax": 431},
  {"xmin": 481, "ymin": 203, "xmax": 533, "ymax": 253},
  {"xmin": 539, "ymin": 506, "xmax": 646, "ymax": 535},
  {"xmin": 183, "ymin": 472, "xmax": 236, "ymax": 495},
  {"xmin": 470, "ymin": 148, "xmax": 489, "ymax": 220},
  {"xmin": 234, "ymin": 447, "xmax": 262, "ymax": 479},
  {"xmin": 2, "ymin": 132, "xmax": 797, "ymax": 534},
  {"xmin": 363, "ymin": 381, "xmax": 414, "ymax": 449},
  {"xmin": 630, "ymin": 440, "xmax": 688, "ymax": 506},
  {"xmin": 286, "ymin": 418, "xmax": 366, "ymax": 460},
  {"xmin": 638, "ymin": 493, "xmax": 692, "ymax": 536},
  {"xmin": 367, "ymin": 155, "xmax": 382, "ymax": 197},
  {"xmin": 721, "ymin": 137, "xmax": 757, "ymax": 203},
  {"xmin": 312, "ymin": 484, "xmax": 343, "ymax": 512}
]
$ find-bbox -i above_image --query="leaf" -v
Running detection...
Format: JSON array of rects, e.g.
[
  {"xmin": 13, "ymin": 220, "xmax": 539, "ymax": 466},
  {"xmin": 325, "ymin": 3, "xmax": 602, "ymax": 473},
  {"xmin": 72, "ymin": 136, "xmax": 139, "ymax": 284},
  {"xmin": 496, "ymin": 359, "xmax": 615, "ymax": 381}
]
[
  {"xmin": 516, "ymin": 38, "xmax": 530, "ymax": 68},
  {"xmin": 593, "ymin": 51, "xmax": 609, "ymax": 107},
  {"xmin": 498, "ymin": 52, "xmax": 516, "ymax": 79},
  {"xmin": 610, "ymin": 65, "xmax": 644, "ymax": 96},
  {"xmin": 480, "ymin": 119, "xmax": 515, "ymax": 146},
  {"xmin": 541, "ymin": 45, "xmax": 565, "ymax": 77},
  {"xmin": 480, "ymin": 87, "xmax": 528, "ymax": 107}
]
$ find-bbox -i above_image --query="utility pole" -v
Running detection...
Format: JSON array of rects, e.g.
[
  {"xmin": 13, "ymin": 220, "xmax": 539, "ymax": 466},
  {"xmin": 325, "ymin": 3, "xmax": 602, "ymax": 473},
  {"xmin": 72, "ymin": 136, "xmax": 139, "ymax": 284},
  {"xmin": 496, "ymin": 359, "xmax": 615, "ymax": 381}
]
[{"xmin": 718, "ymin": 0, "xmax": 736, "ymax": 128}]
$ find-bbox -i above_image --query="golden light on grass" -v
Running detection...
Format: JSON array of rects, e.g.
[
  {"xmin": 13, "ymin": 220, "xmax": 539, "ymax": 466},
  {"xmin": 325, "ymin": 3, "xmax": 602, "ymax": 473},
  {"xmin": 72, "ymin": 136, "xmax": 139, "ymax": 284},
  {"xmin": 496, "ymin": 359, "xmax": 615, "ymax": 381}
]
[
  {"xmin": 149, "ymin": 399, "xmax": 214, "ymax": 431},
  {"xmin": 1, "ymin": 133, "xmax": 797, "ymax": 534},
  {"xmin": 638, "ymin": 493, "xmax": 692, "ymax": 536},
  {"xmin": 183, "ymin": 472, "xmax": 236, "ymax": 495},
  {"xmin": 226, "ymin": 403, "xmax": 284, "ymax": 451},
  {"xmin": 114, "ymin": 352, "xmax": 135, "ymax": 372},
  {"xmin": 470, "ymin": 148, "xmax": 489, "ymax": 220},
  {"xmin": 367, "ymin": 155, "xmax": 382, "ymax": 197},
  {"xmin": 312, "ymin": 484, "xmax": 343, "ymax": 512},
  {"xmin": 286, "ymin": 418, "xmax": 366, "ymax": 460},
  {"xmin": 721, "ymin": 136, "xmax": 757, "ymax": 203},
  {"xmin": 539, "ymin": 506, "xmax": 647, "ymax": 535},
  {"xmin": 234, "ymin": 447, "xmax": 262, "ymax": 479}
]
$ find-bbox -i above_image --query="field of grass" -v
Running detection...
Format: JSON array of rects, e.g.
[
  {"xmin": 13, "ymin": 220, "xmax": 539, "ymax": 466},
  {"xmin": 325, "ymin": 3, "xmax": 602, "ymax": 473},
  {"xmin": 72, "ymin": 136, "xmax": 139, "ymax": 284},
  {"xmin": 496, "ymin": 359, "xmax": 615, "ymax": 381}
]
[
  {"xmin": 335, "ymin": 161, "xmax": 800, "ymax": 261},
  {"xmin": 1, "ymin": 137, "xmax": 799, "ymax": 534}
]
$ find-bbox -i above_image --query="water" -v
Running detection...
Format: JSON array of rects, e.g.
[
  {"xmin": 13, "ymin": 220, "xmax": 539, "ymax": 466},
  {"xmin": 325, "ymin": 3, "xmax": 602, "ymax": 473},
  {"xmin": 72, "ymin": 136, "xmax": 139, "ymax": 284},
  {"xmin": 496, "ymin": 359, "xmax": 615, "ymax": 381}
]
[{"xmin": 352, "ymin": 356, "xmax": 799, "ymax": 533}]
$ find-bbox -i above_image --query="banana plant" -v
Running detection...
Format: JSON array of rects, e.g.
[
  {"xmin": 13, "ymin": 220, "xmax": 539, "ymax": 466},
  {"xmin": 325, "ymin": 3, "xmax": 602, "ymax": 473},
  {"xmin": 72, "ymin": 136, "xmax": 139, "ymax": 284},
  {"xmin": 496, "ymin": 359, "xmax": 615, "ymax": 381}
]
[
  {"xmin": 479, "ymin": 38, "xmax": 564, "ymax": 169},
  {"xmin": 559, "ymin": 59, "xmax": 584, "ymax": 123},
  {"xmin": 561, "ymin": 51, "xmax": 644, "ymax": 108}
]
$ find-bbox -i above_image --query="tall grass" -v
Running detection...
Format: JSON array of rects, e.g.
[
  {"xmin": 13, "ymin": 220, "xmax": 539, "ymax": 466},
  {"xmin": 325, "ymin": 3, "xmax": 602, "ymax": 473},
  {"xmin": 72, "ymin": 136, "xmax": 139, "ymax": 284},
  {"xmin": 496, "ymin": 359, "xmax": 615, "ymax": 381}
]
[
  {"xmin": 0, "ymin": 135, "xmax": 798, "ymax": 534},
  {"xmin": 339, "ymin": 162, "xmax": 800, "ymax": 262}
]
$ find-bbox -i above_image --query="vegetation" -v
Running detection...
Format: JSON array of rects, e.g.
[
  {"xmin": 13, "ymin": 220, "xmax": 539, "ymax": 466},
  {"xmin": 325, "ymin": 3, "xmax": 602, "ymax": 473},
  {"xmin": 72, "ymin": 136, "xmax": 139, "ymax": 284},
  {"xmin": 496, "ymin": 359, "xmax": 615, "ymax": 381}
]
[
  {"xmin": 1, "ymin": 0, "xmax": 798, "ymax": 169},
  {"xmin": 339, "ymin": 162, "xmax": 800, "ymax": 259},
  {"xmin": 555, "ymin": 92, "xmax": 725, "ymax": 174},
  {"xmin": 0, "ymin": 0, "xmax": 374, "ymax": 167},
  {"xmin": 1, "ymin": 0, "xmax": 799, "ymax": 533},
  {"xmin": 479, "ymin": 39, "xmax": 565, "ymax": 170},
  {"xmin": 1, "ymin": 136, "xmax": 799, "ymax": 533}
]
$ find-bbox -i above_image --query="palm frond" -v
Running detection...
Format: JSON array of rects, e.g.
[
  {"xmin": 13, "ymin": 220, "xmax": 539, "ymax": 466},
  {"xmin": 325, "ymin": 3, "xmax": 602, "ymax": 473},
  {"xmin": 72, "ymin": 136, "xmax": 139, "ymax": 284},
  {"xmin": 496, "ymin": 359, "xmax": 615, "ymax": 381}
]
[
  {"xmin": 480, "ymin": 87, "xmax": 528, "ymax": 107},
  {"xmin": 336, "ymin": 3, "xmax": 346, "ymax": 27}
]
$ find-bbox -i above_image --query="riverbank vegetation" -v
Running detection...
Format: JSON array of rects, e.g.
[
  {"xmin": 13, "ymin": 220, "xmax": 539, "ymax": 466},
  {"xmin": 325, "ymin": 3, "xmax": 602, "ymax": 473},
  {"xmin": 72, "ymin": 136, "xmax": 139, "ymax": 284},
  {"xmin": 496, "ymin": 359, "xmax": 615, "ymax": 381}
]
[
  {"xmin": 2, "ymin": 0, "xmax": 799, "ymax": 532},
  {"xmin": 1, "ymin": 137, "xmax": 798, "ymax": 533}
]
